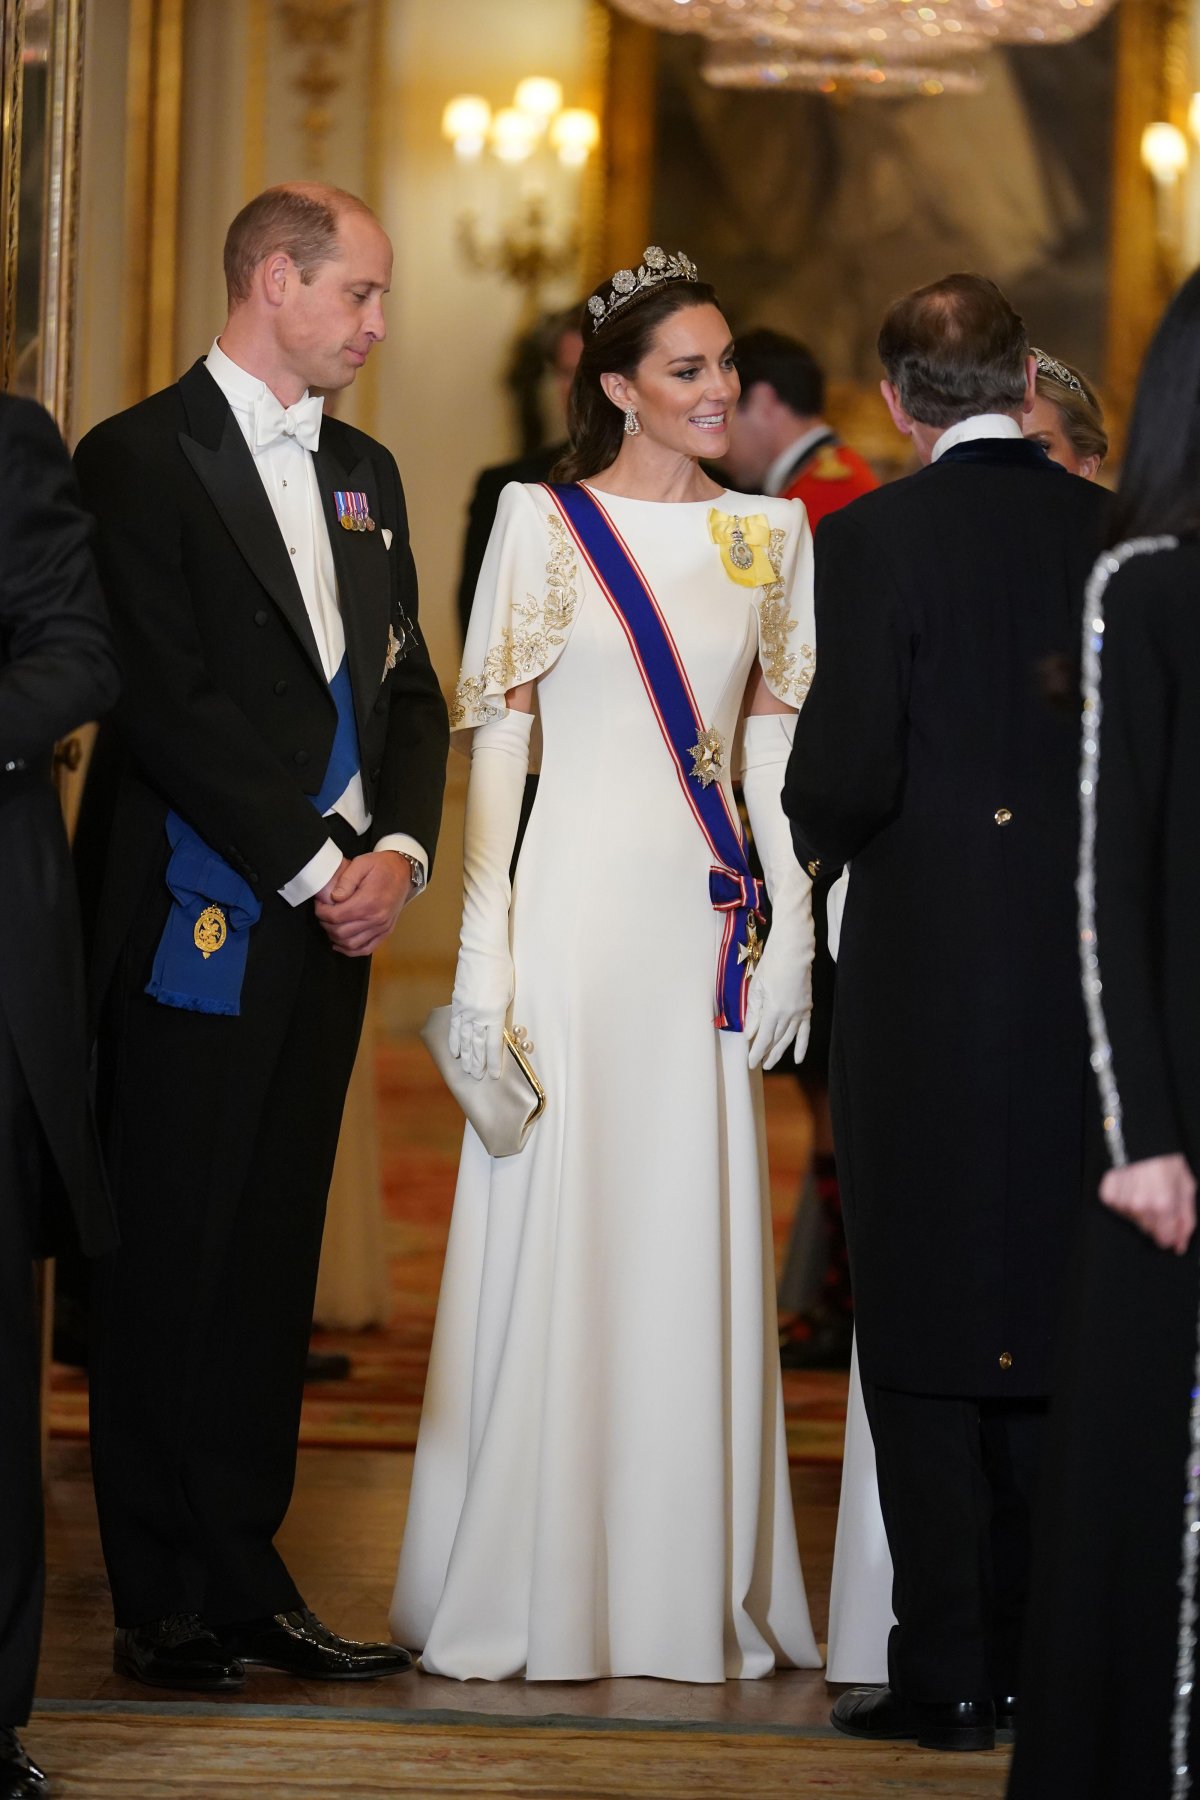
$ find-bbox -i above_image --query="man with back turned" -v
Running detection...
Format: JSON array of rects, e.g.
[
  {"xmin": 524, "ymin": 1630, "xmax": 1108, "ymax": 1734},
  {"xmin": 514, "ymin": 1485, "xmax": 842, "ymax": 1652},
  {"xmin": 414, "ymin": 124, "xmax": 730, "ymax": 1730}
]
[
  {"xmin": 75, "ymin": 183, "xmax": 448, "ymax": 1690},
  {"xmin": 784, "ymin": 274, "xmax": 1108, "ymax": 1752}
]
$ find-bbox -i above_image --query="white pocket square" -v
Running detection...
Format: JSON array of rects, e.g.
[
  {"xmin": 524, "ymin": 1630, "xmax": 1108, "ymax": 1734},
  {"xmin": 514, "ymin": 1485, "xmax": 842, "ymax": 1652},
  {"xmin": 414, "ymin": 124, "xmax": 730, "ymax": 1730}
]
[{"xmin": 382, "ymin": 527, "xmax": 393, "ymax": 551}]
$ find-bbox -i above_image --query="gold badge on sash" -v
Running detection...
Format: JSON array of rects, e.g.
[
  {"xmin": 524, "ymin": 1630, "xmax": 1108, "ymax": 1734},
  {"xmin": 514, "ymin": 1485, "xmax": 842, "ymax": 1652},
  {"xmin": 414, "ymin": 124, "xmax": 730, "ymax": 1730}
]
[
  {"xmin": 689, "ymin": 726, "xmax": 725, "ymax": 788},
  {"xmin": 738, "ymin": 912, "xmax": 764, "ymax": 967},
  {"xmin": 194, "ymin": 905, "xmax": 228, "ymax": 960},
  {"xmin": 707, "ymin": 510, "xmax": 776, "ymax": 587}
]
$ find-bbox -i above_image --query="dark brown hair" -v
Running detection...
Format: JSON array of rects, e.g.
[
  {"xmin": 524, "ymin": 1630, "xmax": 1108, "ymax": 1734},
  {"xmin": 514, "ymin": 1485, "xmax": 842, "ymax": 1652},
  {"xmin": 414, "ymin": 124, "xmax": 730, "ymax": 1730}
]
[
  {"xmin": 1034, "ymin": 358, "xmax": 1108, "ymax": 467},
  {"xmin": 223, "ymin": 184, "xmax": 375, "ymax": 307},
  {"xmin": 552, "ymin": 279, "xmax": 722, "ymax": 484},
  {"xmin": 734, "ymin": 327, "xmax": 825, "ymax": 418},
  {"xmin": 877, "ymin": 272, "xmax": 1029, "ymax": 428}
]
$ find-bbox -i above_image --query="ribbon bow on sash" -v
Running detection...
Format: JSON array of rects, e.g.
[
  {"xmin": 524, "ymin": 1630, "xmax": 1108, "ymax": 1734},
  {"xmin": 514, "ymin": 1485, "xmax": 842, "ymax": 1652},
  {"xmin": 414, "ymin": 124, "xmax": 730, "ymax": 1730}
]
[
  {"xmin": 251, "ymin": 389, "xmax": 324, "ymax": 453},
  {"xmin": 546, "ymin": 481, "xmax": 764, "ymax": 1032},
  {"xmin": 707, "ymin": 509, "xmax": 776, "ymax": 588}
]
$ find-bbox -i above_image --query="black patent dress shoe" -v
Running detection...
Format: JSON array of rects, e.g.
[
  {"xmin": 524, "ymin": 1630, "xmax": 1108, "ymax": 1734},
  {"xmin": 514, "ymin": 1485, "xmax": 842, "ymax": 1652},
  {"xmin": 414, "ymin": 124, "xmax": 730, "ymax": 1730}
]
[
  {"xmin": 220, "ymin": 1608, "xmax": 414, "ymax": 1681},
  {"xmin": 995, "ymin": 1693, "xmax": 1017, "ymax": 1729},
  {"xmin": 113, "ymin": 1614, "xmax": 246, "ymax": 1690},
  {"xmin": 831, "ymin": 1684, "xmax": 996, "ymax": 1752},
  {"xmin": 0, "ymin": 1729, "xmax": 46, "ymax": 1800}
]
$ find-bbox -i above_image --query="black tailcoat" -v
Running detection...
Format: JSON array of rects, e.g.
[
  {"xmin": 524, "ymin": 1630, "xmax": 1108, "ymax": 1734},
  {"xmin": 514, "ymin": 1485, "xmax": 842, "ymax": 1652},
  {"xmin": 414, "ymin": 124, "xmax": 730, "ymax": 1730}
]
[
  {"xmin": 785, "ymin": 439, "xmax": 1109, "ymax": 1399},
  {"xmin": 0, "ymin": 393, "xmax": 118, "ymax": 1725},
  {"xmin": 72, "ymin": 361, "xmax": 449, "ymax": 1627}
]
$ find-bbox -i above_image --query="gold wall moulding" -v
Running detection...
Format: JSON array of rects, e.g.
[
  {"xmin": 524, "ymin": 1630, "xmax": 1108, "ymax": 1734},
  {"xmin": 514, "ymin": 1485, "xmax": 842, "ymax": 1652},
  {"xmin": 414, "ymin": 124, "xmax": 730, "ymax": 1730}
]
[{"xmin": 277, "ymin": 0, "xmax": 360, "ymax": 172}]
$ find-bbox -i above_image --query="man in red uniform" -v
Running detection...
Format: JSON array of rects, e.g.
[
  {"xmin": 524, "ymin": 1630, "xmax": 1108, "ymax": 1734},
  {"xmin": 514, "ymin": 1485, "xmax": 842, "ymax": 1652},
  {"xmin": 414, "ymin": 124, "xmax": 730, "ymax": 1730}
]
[
  {"xmin": 725, "ymin": 328, "xmax": 879, "ymax": 1368},
  {"xmin": 725, "ymin": 328, "xmax": 878, "ymax": 523}
]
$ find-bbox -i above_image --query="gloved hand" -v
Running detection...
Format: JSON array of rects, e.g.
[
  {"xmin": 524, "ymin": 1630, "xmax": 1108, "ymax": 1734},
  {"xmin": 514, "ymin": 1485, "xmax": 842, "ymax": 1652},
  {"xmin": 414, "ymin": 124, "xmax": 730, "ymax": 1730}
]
[
  {"xmin": 449, "ymin": 708, "xmax": 533, "ymax": 1080},
  {"xmin": 741, "ymin": 712, "xmax": 815, "ymax": 1071}
]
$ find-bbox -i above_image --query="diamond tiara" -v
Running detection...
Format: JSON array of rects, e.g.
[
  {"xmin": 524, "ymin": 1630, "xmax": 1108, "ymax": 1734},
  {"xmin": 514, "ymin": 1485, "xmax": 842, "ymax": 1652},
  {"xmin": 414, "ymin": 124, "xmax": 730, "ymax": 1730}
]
[
  {"xmin": 587, "ymin": 246, "xmax": 699, "ymax": 334},
  {"xmin": 1033, "ymin": 347, "xmax": 1086, "ymax": 398}
]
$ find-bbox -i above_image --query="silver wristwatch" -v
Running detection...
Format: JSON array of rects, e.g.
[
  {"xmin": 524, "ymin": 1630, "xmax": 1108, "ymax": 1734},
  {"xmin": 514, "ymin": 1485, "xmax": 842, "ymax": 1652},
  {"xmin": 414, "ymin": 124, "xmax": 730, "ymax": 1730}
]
[{"xmin": 398, "ymin": 851, "xmax": 425, "ymax": 893}]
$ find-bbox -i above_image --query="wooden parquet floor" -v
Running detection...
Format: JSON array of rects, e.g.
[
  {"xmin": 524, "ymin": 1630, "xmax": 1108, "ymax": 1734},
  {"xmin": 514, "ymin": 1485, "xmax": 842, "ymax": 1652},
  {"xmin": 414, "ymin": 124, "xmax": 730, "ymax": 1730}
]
[
  {"xmin": 23, "ymin": 1713, "xmax": 1012, "ymax": 1798},
  {"xmin": 32, "ymin": 1048, "xmax": 1012, "ymax": 1795}
]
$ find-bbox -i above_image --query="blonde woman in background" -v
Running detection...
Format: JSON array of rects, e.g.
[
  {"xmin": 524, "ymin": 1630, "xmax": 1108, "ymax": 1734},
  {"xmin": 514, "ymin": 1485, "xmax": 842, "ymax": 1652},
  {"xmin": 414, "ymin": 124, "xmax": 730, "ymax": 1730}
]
[{"xmin": 1023, "ymin": 349, "xmax": 1107, "ymax": 479}]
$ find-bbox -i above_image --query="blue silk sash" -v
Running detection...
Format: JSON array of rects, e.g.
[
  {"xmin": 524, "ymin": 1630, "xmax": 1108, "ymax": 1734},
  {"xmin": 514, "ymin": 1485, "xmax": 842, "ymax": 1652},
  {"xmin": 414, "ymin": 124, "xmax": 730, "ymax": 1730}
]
[
  {"xmin": 546, "ymin": 482, "xmax": 763, "ymax": 1032},
  {"xmin": 146, "ymin": 651, "xmax": 360, "ymax": 1017}
]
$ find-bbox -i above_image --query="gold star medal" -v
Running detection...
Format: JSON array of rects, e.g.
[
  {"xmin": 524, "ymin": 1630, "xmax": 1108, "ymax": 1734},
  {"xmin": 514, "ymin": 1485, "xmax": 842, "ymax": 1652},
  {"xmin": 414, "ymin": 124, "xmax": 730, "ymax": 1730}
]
[
  {"xmin": 689, "ymin": 726, "xmax": 724, "ymax": 788},
  {"xmin": 194, "ymin": 905, "xmax": 227, "ymax": 960},
  {"xmin": 738, "ymin": 913, "xmax": 764, "ymax": 967}
]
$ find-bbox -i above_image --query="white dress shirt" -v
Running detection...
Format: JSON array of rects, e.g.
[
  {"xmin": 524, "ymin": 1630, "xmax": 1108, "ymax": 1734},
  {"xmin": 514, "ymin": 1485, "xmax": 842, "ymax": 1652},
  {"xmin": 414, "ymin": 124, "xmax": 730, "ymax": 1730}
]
[
  {"xmin": 930, "ymin": 413, "xmax": 1023, "ymax": 463},
  {"xmin": 205, "ymin": 339, "xmax": 426, "ymax": 906},
  {"xmin": 763, "ymin": 422, "xmax": 833, "ymax": 498}
]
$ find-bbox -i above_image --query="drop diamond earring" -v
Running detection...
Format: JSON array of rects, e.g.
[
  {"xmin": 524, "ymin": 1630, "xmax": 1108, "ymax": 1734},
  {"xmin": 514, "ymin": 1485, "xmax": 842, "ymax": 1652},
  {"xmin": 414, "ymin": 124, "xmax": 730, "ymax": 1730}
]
[{"xmin": 624, "ymin": 406, "xmax": 641, "ymax": 437}]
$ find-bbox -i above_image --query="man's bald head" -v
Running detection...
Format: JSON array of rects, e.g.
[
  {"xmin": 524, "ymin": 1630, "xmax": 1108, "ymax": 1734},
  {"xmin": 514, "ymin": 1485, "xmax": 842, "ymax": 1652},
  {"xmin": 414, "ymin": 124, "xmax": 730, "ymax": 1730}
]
[{"xmin": 223, "ymin": 183, "xmax": 378, "ymax": 310}]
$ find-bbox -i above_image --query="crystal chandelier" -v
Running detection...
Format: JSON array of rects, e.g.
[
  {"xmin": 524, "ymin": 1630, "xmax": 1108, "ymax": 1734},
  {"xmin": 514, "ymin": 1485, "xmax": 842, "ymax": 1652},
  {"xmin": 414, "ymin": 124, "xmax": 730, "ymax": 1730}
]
[
  {"xmin": 701, "ymin": 38, "xmax": 984, "ymax": 95},
  {"xmin": 608, "ymin": 0, "xmax": 1119, "ymax": 55}
]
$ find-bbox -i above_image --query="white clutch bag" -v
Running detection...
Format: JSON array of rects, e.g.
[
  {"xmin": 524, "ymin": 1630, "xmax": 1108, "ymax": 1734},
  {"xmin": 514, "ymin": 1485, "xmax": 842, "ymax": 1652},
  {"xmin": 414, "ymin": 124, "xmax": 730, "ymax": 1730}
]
[{"xmin": 419, "ymin": 1004, "xmax": 546, "ymax": 1158}]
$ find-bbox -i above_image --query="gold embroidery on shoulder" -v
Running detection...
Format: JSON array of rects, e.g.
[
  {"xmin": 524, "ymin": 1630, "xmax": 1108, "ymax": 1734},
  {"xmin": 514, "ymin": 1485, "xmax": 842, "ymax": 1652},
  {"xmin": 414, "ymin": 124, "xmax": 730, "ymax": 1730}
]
[
  {"xmin": 450, "ymin": 511, "xmax": 580, "ymax": 728},
  {"xmin": 755, "ymin": 528, "xmax": 815, "ymax": 704}
]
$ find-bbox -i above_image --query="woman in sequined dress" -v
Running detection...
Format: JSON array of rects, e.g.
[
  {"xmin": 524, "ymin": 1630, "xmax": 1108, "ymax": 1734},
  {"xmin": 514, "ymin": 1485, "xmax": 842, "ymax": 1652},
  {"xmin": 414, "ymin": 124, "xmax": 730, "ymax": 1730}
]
[{"xmin": 1008, "ymin": 273, "xmax": 1200, "ymax": 1800}]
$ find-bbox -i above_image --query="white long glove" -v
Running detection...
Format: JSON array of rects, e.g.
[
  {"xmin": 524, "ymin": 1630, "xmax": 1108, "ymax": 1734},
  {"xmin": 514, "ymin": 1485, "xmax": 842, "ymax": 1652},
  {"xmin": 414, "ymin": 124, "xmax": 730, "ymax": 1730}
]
[
  {"xmin": 741, "ymin": 712, "xmax": 815, "ymax": 1071},
  {"xmin": 449, "ymin": 709, "xmax": 534, "ymax": 1080}
]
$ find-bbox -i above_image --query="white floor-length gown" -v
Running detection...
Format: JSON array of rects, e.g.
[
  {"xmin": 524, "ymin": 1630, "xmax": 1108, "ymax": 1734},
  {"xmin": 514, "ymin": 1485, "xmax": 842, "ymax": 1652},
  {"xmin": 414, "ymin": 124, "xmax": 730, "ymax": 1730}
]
[
  {"xmin": 825, "ymin": 1340, "xmax": 895, "ymax": 1683},
  {"xmin": 390, "ymin": 479, "xmax": 823, "ymax": 1682}
]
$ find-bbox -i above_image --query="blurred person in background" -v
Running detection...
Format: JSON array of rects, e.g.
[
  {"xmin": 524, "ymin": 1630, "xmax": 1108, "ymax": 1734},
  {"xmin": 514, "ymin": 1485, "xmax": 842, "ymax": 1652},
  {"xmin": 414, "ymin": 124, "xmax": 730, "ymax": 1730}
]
[
  {"xmin": 1023, "ymin": 349, "xmax": 1107, "ymax": 480},
  {"xmin": 455, "ymin": 305, "xmax": 584, "ymax": 646}
]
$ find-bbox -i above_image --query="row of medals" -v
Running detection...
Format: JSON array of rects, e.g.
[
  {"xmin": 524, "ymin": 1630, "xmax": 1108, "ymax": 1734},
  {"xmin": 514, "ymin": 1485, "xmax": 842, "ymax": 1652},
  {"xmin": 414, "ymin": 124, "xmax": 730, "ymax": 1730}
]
[{"xmin": 341, "ymin": 512, "xmax": 376, "ymax": 533}]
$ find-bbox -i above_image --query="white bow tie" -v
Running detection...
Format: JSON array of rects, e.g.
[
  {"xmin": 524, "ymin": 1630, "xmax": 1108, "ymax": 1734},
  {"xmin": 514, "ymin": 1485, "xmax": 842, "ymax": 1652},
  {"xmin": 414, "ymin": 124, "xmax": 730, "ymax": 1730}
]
[{"xmin": 252, "ymin": 390, "xmax": 324, "ymax": 454}]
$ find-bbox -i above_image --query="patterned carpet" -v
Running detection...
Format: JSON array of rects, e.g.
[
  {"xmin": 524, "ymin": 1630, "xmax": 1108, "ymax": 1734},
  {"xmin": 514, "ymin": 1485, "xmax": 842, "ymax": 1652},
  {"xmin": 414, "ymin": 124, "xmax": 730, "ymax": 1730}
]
[{"xmin": 49, "ymin": 1040, "xmax": 848, "ymax": 1464}]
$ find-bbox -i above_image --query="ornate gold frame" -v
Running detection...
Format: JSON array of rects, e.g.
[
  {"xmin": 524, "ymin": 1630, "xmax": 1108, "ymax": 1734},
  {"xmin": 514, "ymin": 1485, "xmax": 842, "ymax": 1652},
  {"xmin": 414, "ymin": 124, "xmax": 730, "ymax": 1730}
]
[{"xmin": 0, "ymin": 0, "xmax": 85, "ymax": 432}]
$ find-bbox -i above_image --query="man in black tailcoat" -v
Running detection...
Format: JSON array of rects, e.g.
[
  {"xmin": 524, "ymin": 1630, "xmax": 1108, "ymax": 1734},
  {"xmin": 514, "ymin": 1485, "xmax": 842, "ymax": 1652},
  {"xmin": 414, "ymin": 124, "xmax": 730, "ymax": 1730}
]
[
  {"xmin": 0, "ymin": 395, "xmax": 119, "ymax": 1797},
  {"xmin": 784, "ymin": 274, "xmax": 1108, "ymax": 1752},
  {"xmin": 74, "ymin": 183, "xmax": 448, "ymax": 1691}
]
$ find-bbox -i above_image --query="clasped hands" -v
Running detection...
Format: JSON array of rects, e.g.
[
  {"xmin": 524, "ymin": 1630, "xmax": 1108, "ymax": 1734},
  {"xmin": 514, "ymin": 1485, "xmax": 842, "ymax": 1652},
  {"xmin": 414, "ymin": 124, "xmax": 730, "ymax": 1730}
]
[{"xmin": 315, "ymin": 850, "xmax": 412, "ymax": 957}]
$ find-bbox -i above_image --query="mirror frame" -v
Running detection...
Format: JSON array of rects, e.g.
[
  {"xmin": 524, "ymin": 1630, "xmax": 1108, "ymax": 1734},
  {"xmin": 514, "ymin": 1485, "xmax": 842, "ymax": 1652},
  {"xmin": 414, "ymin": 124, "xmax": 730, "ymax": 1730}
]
[{"xmin": 1, "ymin": 0, "xmax": 84, "ymax": 432}]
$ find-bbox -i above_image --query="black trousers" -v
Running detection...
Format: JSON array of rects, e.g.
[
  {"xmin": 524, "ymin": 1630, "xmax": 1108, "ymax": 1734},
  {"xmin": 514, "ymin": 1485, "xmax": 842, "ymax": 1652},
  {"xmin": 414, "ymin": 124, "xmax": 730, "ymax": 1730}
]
[
  {"xmin": 90, "ymin": 867, "xmax": 369, "ymax": 1628},
  {"xmin": 861, "ymin": 1376, "xmax": 1047, "ymax": 1703},
  {"xmin": 0, "ymin": 1010, "xmax": 45, "ymax": 1726}
]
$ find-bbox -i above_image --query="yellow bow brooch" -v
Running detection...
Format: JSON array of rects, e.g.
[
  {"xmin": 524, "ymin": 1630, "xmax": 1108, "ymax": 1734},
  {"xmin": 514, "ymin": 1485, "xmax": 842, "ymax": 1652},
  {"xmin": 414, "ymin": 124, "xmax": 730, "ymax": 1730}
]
[{"xmin": 708, "ymin": 510, "xmax": 775, "ymax": 587}]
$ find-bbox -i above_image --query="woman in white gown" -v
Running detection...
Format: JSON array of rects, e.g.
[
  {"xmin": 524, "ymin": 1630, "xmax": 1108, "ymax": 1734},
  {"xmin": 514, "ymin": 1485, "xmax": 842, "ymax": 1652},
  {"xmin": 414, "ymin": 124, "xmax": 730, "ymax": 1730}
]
[{"xmin": 390, "ymin": 251, "xmax": 823, "ymax": 1683}]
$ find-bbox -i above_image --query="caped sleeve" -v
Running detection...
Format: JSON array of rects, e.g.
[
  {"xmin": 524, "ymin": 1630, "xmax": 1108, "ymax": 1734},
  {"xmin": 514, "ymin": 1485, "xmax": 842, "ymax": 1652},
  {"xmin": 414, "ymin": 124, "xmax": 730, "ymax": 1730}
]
[
  {"xmin": 449, "ymin": 481, "xmax": 583, "ymax": 739},
  {"xmin": 753, "ymin": 496, "xmax": 816, "ymax": 709}
]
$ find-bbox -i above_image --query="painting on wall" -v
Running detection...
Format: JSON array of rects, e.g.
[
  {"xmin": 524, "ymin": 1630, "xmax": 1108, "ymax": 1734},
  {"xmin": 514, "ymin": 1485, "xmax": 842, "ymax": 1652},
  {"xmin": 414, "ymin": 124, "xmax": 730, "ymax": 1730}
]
[{"xmin": 648, "ymin": 18, "xmax": 1117, "ymax": 423}]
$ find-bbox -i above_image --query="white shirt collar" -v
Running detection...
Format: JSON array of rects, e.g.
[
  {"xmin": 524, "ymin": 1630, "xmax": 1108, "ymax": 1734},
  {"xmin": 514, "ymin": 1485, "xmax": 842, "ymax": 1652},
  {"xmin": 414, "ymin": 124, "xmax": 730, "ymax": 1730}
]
[
  {"xmin": 764, "ymin": 423, "xmax": 833, "ymax": 497},
  {"xmin": 930, "ymin": 413, "xmax": 1024, "ymax": 464},
  {"xmin": 205, "ymin": 338, "xmax": 315, "ymax": 418}
]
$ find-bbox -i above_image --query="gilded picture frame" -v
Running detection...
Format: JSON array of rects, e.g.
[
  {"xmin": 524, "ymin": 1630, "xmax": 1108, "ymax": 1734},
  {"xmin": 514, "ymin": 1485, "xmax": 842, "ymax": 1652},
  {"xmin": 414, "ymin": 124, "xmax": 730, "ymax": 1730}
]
[{"xmin": 1, "ymin": 0, "xmax": 84, "ymax": 433}]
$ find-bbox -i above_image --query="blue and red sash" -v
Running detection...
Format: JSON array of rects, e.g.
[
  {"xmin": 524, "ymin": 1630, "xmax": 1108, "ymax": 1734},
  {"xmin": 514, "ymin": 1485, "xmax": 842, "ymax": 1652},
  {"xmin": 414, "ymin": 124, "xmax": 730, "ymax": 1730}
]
[{"xmin": 545, "ymin": 481, "xmax": 762, "ymax": 1032}]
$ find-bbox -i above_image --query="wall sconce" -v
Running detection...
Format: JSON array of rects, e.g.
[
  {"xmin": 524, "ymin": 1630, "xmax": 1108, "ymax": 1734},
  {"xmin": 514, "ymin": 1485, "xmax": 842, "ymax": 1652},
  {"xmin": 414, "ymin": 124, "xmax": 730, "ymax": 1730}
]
[
  {"xmin": 1141, "ymin": 121, "xmax": 1189, "ymax": 282},
  {"xmin": 441, "ymin": 78, "xmax": 600, "ymax": 171},
  {"xmin": 442, "ymin": 76, "xmax": 601, "ymax": 316}
]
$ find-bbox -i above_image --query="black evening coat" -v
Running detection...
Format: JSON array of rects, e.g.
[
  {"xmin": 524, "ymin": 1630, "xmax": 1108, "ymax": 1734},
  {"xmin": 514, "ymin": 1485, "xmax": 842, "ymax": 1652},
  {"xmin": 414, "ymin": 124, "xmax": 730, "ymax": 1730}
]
[
  {"xmin": 0, "ymin": 394, "xmax": 119, "ymax": 1254},
  {"xmin": 73, "ymin": 359, "xmax": 449, "ymax": 1015},
  {"xmin": 784, "ymin": 437, "xmax": 1109, "ymax": 1397}
]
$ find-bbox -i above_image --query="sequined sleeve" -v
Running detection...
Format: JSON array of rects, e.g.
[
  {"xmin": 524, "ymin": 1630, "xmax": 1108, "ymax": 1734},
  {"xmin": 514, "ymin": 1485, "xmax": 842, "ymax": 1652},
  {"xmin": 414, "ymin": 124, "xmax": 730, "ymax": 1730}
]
[
  {"xmin": 754, "ymin": 498, "xmax": 816, "ymax": 708},
  {"xmin": 450, "ymin": 482, "xmax": 582, "ymax": 737}
]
